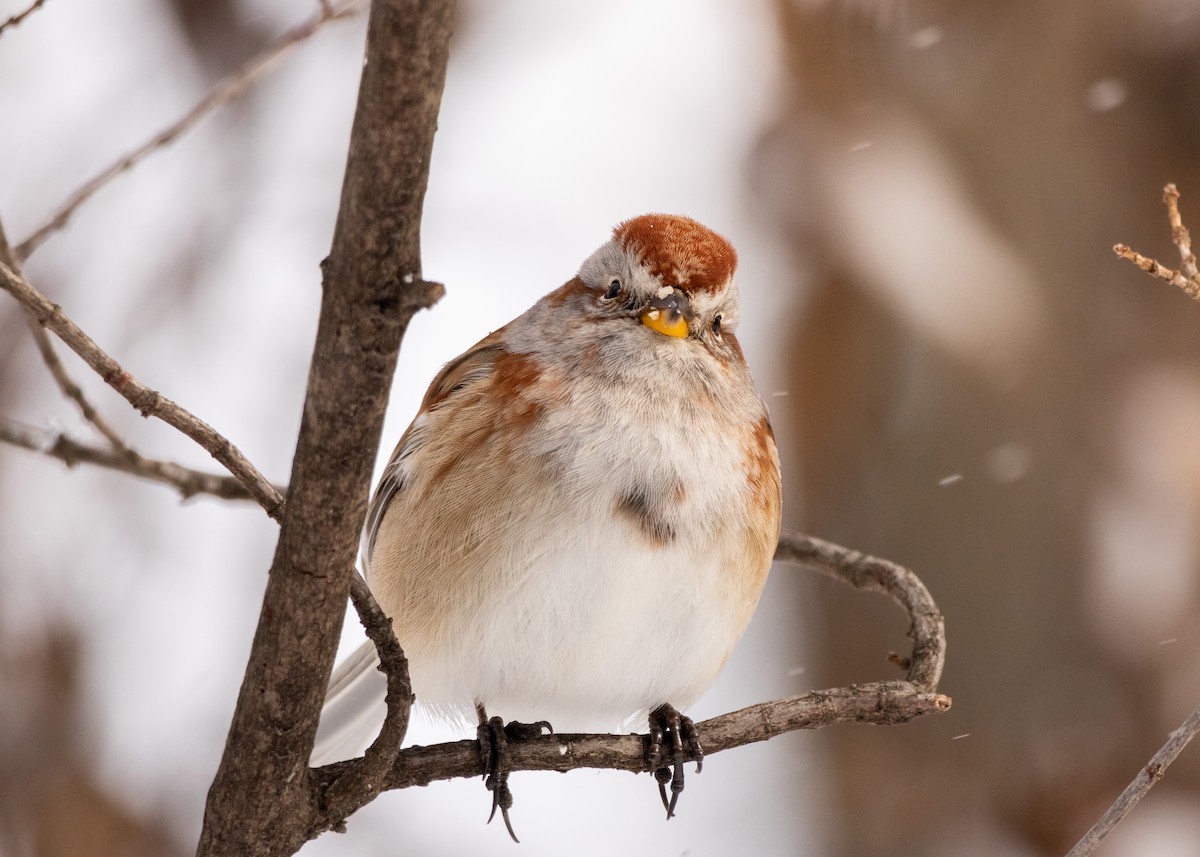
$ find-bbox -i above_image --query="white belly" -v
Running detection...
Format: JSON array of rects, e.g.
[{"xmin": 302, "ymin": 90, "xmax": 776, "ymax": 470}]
[{"xmin": 405, "ymin": 520, "xmax": 744, "ymax": 731}]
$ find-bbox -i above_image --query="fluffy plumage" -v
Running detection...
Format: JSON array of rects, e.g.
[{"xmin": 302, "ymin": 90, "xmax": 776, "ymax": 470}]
[{"xmin": 313, "ymin": 215, "xmax": 781, "ymax": 762}]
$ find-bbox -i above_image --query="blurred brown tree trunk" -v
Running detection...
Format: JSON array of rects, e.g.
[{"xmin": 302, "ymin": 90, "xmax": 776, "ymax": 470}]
[{"xmin": 758, "ymin": 2, "xmax": 1200, "ymax": 853}]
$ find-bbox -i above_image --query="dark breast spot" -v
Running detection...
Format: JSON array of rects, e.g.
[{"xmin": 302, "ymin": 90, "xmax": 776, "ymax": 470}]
[{"xmin": 615, "ymin": 488, "xmax": 676, "ymax": 548}]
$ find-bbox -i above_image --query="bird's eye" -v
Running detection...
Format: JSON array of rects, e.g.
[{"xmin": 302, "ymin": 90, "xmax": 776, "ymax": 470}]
[
  {"xmin": 604, "ymin": 279, "xmax": 621, "ymax": 300},
  {"xmin": 712, "ymin": 314, "xmax": 723, "ymax": 338}
]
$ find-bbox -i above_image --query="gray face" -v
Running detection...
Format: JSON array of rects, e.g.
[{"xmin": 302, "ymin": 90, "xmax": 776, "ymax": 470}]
[{"xmin": 576, "ymin": 238, "xmax": 743, "ymax": 345}]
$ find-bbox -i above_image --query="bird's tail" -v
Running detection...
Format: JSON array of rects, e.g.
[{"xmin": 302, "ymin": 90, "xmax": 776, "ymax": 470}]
[{"xmin": 310, "ymin": 640, "xmax": 386, "ymax": 766}]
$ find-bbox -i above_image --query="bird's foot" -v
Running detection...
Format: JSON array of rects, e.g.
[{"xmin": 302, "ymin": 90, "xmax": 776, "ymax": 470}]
[
  {"xmin": 647, "ymin": 702, "xmax": 703, "ymax": 820},
  {"xmin": 476, "ymin": 704, "xmax": 553, "ymax": 842}
]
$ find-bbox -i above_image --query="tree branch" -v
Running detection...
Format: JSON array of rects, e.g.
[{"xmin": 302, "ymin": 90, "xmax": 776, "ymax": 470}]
[
  {"xmin": 195, "ymin": 0, "xmax": 452, "ymax": 853},
  {"xmin": 316, "ymin": 681, "xmax": 945, "ymax": 801},
  {"xmin": 0, "ymin": 261, "xmax": 285, "ymax": 521},
  {"xmin": 0, "ymin": 418, "xmax": 279, "ymax": 503},
  {"xmin": 13, "ymin": 0, "xmax": 366, "ymax": 261},
  {"xmin": 2, "ymin": 213, "xmax": 280, "ymax": 508},
  {"xmin": 1164, "ymin": 182, "xmax": 1198, "ymax": 278},
  {"xmin": 1114, "ymin": 183, "xmax": 1200, "ymax": 302},
  {"xmin": 311, "ymin": 529, "xmax": 950, "ymax": 823},
  {"xmin": 310, "ymin": 682, "xmax": 950, "ymax": 796},
  {"xmin": 1065, "ymin": 701, "xmax": 1200, "ymax": 857}
]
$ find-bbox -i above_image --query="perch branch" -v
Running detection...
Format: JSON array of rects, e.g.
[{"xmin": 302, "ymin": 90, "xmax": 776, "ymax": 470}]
[
  {"xmin": 309, "ymin": 682, "xmax": 950, "ymax": 796},
  {"xmin": 0, "ymin": 418, "xmax": 279, "ymax": 503},
  {"xmin": 0, "ymin": 261, "xmax": 284, "ymax": 520},
  {"xmin": 13, "ymin": 0, "xmax": 366, "ymax": 261},
  {"xmin": 1114, "ymin": 183, "xmax": 1200, "ymax": 302},
  {"xmin": 311, "ymin": 529, "xmax": 950, "ymax": 823},
  {"xmin": 1065, "ymin": 701, "xmax": 1200, "ymax": 857}
]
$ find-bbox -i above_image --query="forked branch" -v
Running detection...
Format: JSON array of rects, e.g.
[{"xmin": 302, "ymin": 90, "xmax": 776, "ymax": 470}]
[
  {"xmin": 1114, "ymin": 183, "xmax": 1200, "ymax": 301},
  {"xmin": 1, "ymin": 217, "xmax": 264, "ymax": 504},
  {"xmin": 0, "ymin": 261, "xmax": 284, "ymax": 520}
]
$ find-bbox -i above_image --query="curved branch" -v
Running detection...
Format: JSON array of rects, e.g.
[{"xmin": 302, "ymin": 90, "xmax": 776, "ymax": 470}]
[
  {"xmin": 773, "ymin": 531, "xmax": 946, "ymax": 691},
  {"xmin": 0, "ymin": 261, "xmax": 285, "ymax": 520},
  {"xmin": 317, "ymin": 572, "xmax": 413, "ymax": 830}
]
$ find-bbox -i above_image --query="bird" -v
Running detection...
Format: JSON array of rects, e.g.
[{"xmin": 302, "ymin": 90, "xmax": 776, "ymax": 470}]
[{"xmin": 313, "ymin": 213, "xmax": 782, "ymax": 838}]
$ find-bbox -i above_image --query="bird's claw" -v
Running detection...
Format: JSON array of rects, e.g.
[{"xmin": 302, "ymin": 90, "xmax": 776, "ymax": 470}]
[
  {"xmin": 647, "ymin": 703, "xmax": 703, "ymax": 819},
  {"xmin": 485, "ymin": 767, "xmax": 517, "ymax": 842},
  {"xmin": 477, "ymin": 708, "xmax": 553, "ymax": 843}
]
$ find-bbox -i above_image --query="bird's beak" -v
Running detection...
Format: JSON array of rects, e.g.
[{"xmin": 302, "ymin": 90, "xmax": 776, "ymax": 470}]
[{"xmin": 640, "ymin": 289, "xmax": 691, "ymax": 338}]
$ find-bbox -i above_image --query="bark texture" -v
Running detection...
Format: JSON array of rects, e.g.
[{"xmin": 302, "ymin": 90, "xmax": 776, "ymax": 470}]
[{"xmin": 195, "ymin": 1, "xmax": 453, "ymax": 854}]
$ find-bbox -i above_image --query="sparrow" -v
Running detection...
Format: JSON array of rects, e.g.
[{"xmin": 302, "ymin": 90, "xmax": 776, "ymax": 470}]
[{"xmin": 313, "ymin": 214, "xmax": 782, "ymax": 838}]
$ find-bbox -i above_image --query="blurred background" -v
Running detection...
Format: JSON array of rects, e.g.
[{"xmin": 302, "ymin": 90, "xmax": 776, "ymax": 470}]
[{"xmin": 1, "ymin": 0, "xmax": 1199, "ymax": 855}]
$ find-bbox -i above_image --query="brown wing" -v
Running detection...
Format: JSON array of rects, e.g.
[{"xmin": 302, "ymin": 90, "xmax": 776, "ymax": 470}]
[{"xmin": 360, "ymin": 334, "xmax": 506, "ymax": 570}]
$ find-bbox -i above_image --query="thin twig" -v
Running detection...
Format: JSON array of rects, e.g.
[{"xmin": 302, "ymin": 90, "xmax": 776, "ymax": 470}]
[
  {"xmin": 0, "ymin": 261, "xmax": 285, "ymax": 520},
  {"xmin": 1164, "ymin": 184, "xmax": 1198, "ymax": 278},
  {"xmin": 0, "ymin": 215, "xmax": 131, "ymax": 449},
  {"xmin": 5, "ymin": 205, "xmax": 274, "ymax": 508},
  {"xmin": 0, "ymin": 418, "xmax": 282, "ymax": 503},
  {"xmin": 1114, "ymin": 183, "xmax": 1200, "ymax": 302},
  {"xmin": 22, "ymin": 320, "xmax": 130, "ymax": 448},
  {"xmin": 1113, "ymin": 244, "xmax": 1200, "ymax": 300},
  {"xmin": 0, "ymin": 0, "xmax": 47, "ymax": 38},
  {"xmin": 1065, "ymin": 701, "xmax": 1200, "ymax": 857},
  {"xmin": 13, "ymin": 0, "xmax": 366, "ymax": 261}
]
